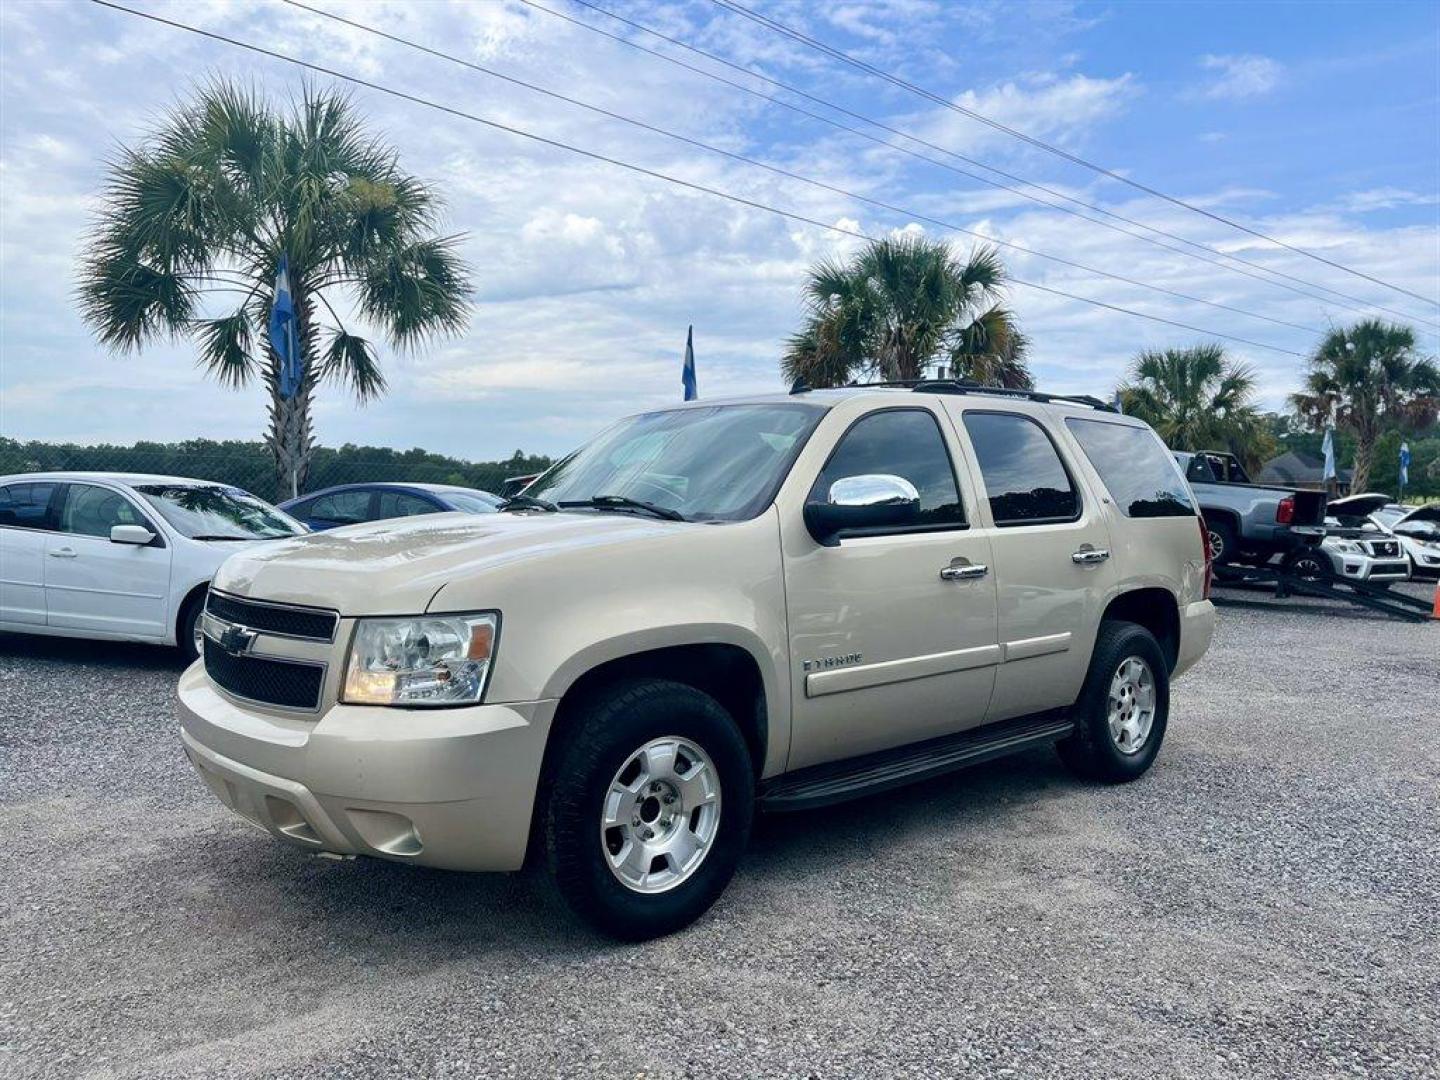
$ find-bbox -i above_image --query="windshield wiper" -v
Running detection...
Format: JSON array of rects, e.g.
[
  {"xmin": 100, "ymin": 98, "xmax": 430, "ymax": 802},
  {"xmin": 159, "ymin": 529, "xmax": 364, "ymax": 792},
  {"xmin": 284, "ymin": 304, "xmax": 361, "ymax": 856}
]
[
  {"xmin": 498, "ymin": 494, "xmax": 559, "ymax": 512},
  {"xmin": 189, "ymin": 534, "xmax": 255, "ymax": 541},
  {"xmin": 559, "ymin": 495, "xmax": 686, "ymax": 522}
]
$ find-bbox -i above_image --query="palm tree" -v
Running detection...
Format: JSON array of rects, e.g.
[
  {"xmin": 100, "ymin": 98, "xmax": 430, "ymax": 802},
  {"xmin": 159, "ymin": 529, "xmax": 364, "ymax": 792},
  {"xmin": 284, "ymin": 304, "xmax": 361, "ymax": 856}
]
[
  {"xmin": 1290, "ymin": 320, "xmax": 1439, "ymax": 492},
  {"xmin": 79, "ymin": 81, "xmax": 471, "ymax": 494},
  {"xmin": 1118, "ymin": 345, "xmax": 1272, "ymax": 469},
  {"xmin": 782, "ymin": 237, "xmax": 1021, "ymax": 387},
  {"xmin": 947, "ymin": 305, "xmax": 1034, "ymax": 389}
]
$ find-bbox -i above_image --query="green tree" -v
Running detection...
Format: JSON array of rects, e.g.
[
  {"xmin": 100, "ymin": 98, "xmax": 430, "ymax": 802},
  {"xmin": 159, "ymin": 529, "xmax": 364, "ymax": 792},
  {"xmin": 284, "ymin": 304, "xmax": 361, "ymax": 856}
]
[
  {"xmin": 1290, "ymin": 320, "xmax": 1439, "ymax": 492},
  {"xmin": 1118, "ymin": 344, "xmax": 1272, "ymax": 470},
  {"xmin": 78, "ymin": 81, "xmax": 472, "ymax": 493},
  {"xmin": 781, "ymin": 237, "xmax": 1026, "ymax": 387}
]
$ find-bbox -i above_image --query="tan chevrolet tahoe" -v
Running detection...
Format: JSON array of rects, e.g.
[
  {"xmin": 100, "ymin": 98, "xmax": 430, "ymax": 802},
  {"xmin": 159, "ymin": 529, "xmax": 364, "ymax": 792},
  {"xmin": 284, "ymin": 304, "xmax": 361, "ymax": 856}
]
[{"xmin": 178, "ymin": 383, "xmax": 1215, "ymax": 939}]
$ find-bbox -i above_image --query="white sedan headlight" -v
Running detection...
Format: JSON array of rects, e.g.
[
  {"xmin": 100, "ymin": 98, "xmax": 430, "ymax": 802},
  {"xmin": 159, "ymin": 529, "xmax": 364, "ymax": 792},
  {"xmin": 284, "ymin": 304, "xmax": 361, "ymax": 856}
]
[{"xmin": 342, "ymin": 614, "xmax": 497, "ymax": 707}]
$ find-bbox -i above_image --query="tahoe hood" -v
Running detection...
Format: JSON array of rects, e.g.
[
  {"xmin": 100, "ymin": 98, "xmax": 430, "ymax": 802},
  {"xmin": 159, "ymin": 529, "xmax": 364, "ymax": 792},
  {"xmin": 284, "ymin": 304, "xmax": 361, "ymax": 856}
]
[{"xmin": 212, "ymin": 511, "xmax": 688, "ymax": 614}]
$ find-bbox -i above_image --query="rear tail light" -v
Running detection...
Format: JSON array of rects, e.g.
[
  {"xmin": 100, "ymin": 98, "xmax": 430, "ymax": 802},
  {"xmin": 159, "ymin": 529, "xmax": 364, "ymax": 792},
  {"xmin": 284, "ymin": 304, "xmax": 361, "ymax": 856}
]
[
  {"xmin": 1198, "ymin": 516, "xmax": 1213, "ymax": 599},
  {"xmin": 1276, "ymin": 496, "xmax": 1295, "ymax": 524}
]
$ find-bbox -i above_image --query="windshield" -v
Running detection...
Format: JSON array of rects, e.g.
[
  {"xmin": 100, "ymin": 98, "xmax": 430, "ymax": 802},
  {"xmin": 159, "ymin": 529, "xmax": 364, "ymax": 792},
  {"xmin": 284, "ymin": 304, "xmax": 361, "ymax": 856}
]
[
  {"xmin": 444, "ymin": 491, "xmax": 502, "ymax": 514},
  {"xmin": 525, "ymin": 403, "xmax": 825, "ymax": 522},
  {"xmin": 134, "ymin": 484, "xmax": 302, "ymax": 539}
]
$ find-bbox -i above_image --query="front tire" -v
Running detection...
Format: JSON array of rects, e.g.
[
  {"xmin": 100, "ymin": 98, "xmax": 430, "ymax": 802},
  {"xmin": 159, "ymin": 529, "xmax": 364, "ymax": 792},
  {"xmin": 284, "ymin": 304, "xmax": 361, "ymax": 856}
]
[
  {"xmin": 1058, "ymin": 621, "xmax": 1170, "ymax": 783},
  {"xmin": 539, "ymin": 679, "xmax": 754, "ymax": 940},
  {"xmin": 177, "ymin": 590, "xmax": 207, "ymax": 663}
]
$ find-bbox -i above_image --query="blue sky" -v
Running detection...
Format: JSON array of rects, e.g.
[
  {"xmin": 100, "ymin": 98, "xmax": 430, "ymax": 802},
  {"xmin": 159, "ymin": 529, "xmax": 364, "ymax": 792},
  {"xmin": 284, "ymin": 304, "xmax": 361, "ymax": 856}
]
[{"xmin": 1, "ymin": 0, "xmax": 1436, "ymax": 462}]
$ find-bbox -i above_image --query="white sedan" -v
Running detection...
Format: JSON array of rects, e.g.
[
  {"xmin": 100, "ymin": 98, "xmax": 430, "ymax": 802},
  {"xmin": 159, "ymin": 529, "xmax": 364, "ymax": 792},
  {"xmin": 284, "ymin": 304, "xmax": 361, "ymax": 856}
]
[
  {"xmin": 1371, "ymin": 503, "xmax": 1440, "ymax": 579},
  {"xmin": 0, "ymin": 472, "xmax": 304, "ymax": 659}
]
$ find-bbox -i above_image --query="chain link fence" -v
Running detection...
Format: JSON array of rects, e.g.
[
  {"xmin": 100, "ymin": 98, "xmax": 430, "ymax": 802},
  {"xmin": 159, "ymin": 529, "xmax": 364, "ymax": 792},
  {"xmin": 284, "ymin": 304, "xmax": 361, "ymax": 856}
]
[{"xmin": 0, "ymin": 437, "xmax": 553, "ymax": 504}]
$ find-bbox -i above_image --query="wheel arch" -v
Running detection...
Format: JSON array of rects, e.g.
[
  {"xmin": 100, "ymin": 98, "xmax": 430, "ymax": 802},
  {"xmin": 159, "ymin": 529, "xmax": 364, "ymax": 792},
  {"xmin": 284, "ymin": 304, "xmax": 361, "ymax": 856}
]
[
  {"xmin": 543, "ymin": 639, "xmax": 772, "ymax": 780},
  {"xmin": 1100, "ymin": 587, "xmax": 1180, "ymax": 673},
  {"xmin": 174, "ymin": 579, "xmax": 211, "ymax": 646}
]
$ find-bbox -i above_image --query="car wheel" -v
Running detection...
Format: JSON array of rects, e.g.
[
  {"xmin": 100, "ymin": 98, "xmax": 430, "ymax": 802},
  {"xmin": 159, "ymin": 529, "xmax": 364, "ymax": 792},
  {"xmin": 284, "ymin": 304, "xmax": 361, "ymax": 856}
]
[
  {"xmin": 1282, "ymin": 548, "xmax": 1331, "ymax": 583},
  {"xmin": 1205, "ymin": 518, "xmax": 1239, "ymax": 565},
  {"xmin": 539, "ymin": 679, "xmax": 754, "ymax": 940},
  {"xmin": 177, "ymin": 591, "xmax": 207, "ymax": 663},
  {"xmin": 1058, "ymin": 621, "xmax": 1170, "ymax": 783}
]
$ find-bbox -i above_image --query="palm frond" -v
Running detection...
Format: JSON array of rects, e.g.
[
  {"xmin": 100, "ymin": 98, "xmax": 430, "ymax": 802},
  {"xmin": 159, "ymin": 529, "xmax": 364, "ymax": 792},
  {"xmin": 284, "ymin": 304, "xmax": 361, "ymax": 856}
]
[
  {"xmin": 192, "ymin": 309, "xmax": 257, "ymax": 388},
  {"xmin": 320, "ymin": 327, "xmax": 387, "ymax": 404},
  {"xmin": 357, "ymin": 235, "xmax": 472, "ymax": 346}
]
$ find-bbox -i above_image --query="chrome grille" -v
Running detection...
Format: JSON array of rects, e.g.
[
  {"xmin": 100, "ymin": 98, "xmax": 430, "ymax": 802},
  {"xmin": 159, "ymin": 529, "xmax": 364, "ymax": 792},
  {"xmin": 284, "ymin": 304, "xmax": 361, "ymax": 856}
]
[
  {"xmin": 1365, "ymin": 540, "xmax": 1400, "ymax": 558},
  {"xmin": 203, "ymin": 639, "xmax": 325, "ymax": 711},
  {"xmin": 205, "ymin": 591, "xmax": 337, "ymax": 641}
]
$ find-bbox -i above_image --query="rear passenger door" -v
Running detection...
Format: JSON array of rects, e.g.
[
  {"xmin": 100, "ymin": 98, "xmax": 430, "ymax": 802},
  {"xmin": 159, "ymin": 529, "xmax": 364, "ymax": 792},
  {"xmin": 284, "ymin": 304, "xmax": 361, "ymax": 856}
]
[
  {"xmin": 0, "ymin": 481, "xmax": 60, "ymax": 626},
  {"xmin": 305, "ymin": 489, "xmax": 375, "ymax": 529},
  {"xmin": 946, "ymin": 406, "xmax": 1116, "ymax": 722},
  {"xmin": 374, "ymin": 490, "xmax": 441, "ymax": 521}
]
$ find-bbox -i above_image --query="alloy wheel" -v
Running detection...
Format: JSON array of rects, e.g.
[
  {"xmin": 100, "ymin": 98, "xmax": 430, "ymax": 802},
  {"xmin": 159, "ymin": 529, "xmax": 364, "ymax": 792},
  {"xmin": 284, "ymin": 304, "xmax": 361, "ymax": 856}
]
[
  {"xmin": 600, "ymin": 736, "xmax": 721, "ymax": 895},
  {"xmin": 1107, "ymin": 656, "xmax": 1156, "ymax": 756}
]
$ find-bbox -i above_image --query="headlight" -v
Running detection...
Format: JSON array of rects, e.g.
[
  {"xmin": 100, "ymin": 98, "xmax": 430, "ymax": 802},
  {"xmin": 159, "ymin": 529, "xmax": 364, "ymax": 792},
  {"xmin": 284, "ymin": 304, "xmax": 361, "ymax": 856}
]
[
  {"xmin": 342, "ymin": 613, "xmax": 497, "ymax": 707},
  {"xmin": 1333, "ymin": 541, "xmax": 1362, "ymax": 554}
]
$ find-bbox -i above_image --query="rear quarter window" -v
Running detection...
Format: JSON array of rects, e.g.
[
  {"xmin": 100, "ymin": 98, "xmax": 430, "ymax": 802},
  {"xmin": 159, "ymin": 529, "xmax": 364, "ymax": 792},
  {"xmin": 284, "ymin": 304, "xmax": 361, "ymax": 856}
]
[{"xmin": 1066, "ymin": 418, "xmax": 1196, "ymax": 519}]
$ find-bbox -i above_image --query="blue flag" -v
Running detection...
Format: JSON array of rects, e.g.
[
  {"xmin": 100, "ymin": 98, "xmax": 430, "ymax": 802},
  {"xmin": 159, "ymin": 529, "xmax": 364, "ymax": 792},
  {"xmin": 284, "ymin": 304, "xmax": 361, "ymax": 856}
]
[
  {"xmin": 682, "ymin": 325, "xmax": 697, "ymax": 401},
  {"xmin": 269, "ymin": 254, "xmax": 301, "ymax": 400},
  {"xmin": 1399, "ymin": 441, "xmax": 1410, "ymax": 491},
  {"xmin": 1321, "ymin": 426, "xmax": 1336, "ymax": 482}
]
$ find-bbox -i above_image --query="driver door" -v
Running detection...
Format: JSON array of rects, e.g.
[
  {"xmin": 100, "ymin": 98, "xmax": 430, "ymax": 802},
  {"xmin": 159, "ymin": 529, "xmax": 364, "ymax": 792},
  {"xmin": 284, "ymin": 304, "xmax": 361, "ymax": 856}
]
[
  {"xmin": 781, "ymin": 406, "xmax": 999, "ymax": 771},
  {"xmin": 43, "ymin": 483, "xmax": 171, "ymax": 638}
]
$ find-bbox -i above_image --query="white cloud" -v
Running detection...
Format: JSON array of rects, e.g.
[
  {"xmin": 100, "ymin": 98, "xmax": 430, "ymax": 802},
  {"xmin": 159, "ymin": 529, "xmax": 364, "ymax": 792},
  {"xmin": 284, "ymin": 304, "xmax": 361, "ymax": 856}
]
[
  {"xmin": 1333, "ymin": 187, "xmax": 1440, "ymax": 214},
  {"xmin": 1194, "ymin": 54, "xmax": 1284, "ymax": 101},
  {"xmin": 898, "ymin": 72, "xmax": 1139, "ymax": 160}
]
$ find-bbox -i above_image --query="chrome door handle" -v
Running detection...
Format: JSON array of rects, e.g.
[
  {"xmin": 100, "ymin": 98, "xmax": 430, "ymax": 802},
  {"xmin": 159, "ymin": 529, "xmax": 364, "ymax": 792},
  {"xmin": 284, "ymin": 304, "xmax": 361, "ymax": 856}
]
[
  {"xmin": 940, "ymin": 563, "xmax": 988, "ymax": 581},
  {"xmin": 48, "ymin": 548, "xmax": 77, "ymax": 559},
  {"xmin": 1071, "ymin": 548, "xmax": 1110, "ymax": 565}
]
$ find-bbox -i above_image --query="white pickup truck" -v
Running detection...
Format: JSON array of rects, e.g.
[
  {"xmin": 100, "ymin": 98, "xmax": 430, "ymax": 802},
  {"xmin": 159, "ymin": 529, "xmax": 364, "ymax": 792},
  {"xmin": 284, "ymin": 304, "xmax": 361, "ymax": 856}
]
[{"xmin": 178, "ymin": 383, "xmax": 1215, "ymax": 939}]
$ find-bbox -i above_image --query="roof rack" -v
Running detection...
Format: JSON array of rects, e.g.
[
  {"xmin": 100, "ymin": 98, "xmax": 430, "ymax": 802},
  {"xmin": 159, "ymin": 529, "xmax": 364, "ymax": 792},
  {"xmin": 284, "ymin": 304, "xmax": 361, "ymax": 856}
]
[{"xmin": 791, "ymin": 378, "xmax": 1117, "ymax": 413}]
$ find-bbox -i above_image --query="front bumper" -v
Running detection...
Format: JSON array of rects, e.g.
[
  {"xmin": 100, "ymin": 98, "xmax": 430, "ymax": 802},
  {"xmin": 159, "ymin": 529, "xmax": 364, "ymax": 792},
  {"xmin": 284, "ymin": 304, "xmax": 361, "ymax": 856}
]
[
  {"xmin": 1173, "ymin": 599, "xmax": 1216, "ymax": 679},
  {"xmin": 177, "ymin": 663, "xmax": 557, "ymax": 871},
  {"xmin": 1331, "ymin": 554, "xmax": 1410, "ymax": 582}
]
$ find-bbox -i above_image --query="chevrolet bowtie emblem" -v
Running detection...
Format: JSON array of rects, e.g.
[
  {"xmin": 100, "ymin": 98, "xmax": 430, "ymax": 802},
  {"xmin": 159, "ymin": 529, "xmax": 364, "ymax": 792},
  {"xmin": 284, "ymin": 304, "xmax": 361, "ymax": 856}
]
[{"xmin": 217, "ymin": 622, "xmax": 258, "ymax": 655}]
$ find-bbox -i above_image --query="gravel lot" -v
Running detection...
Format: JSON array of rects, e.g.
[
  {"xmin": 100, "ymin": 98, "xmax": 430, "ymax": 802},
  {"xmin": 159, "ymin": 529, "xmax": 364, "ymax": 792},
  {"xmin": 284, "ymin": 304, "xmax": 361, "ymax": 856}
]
[{"xmin": 3, "ymin": 584, "xmax": 1438, "ymax": 1079}]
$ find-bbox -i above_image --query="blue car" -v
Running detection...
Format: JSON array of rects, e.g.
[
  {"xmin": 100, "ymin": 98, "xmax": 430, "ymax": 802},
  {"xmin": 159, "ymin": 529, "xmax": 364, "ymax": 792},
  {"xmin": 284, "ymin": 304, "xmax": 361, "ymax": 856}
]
[{"xmin": 278, "ymin": 482, "xmax": 502, "ymax": 531}]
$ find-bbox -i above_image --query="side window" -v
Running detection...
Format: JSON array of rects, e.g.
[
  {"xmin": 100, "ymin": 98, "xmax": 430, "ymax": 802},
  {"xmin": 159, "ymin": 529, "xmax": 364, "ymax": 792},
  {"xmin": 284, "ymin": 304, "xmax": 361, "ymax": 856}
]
[
  {"xmin": 1066, "ymin": 419, "xmax": 1196, "ymax": 518},
  {"xmin": 962, "ymin": 412, "xmax": 1080, "ymax": 526},
  {"xmin": 375, "ymin": 491, "xmax": 438, "ymax": 519},
  {"xmin": 58, "ymin": 484, "xmax": 148, "ymax": 538},
  {"xmin": 0, "ymin": 483, "xmax": 59, "ymax": 530},
  {"xmin": 1184, "ymin": 456, "xmax": 1215, "ymax": 483},
  {"xmin": 812, "ymin": 409, "xmax": 965, "ymax": 528},
  {"xmin": 307, "ymin": 490, "xmax": 373, "ymax": 524}
]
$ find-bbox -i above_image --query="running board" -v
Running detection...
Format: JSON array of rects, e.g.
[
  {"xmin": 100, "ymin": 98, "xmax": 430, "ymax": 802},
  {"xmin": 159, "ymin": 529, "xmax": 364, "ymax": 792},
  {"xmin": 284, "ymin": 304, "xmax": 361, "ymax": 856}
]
[{"xmin": 759, "ymin": 713, "xmax": 1075, "ymax": 813}]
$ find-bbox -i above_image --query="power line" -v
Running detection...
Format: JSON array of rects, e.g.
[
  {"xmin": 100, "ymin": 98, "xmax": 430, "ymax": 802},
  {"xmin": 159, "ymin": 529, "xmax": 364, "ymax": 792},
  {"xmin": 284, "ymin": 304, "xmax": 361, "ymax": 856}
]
[
  {"xmin": 547, "ymin": 0, "xmax": 1439, "ymax": 332},
  {"xmin": 87, "ymin": 0, "xmax": 1307, "ymax": 359},
  {"xmin": 281, "ymin": 0, "xmax": 1318, "ymax": 336},
  {"xmin": 710, "ymin": 0, "xmax": 1439, "ymax": 309}
]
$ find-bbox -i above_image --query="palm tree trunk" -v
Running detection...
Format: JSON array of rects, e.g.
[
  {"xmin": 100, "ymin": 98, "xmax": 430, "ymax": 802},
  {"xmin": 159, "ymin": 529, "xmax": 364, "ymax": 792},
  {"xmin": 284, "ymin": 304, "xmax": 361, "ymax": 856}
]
[
  {"xmin": 1350, "ymin": 426, "xmax": 1376, "ymax": 493},
  {"xmin": 264, "ymin": 290, "xmax": 318, "ymax": 500}
]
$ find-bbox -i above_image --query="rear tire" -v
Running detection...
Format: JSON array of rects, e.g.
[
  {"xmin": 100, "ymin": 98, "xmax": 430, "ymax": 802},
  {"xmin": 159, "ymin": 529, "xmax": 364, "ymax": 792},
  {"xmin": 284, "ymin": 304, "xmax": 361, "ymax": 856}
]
[
  {"xmin": 539, "ymin": 679, "xmax": 754, "ymax": 940},
  {"xmin": 1058, "ymin": 621, "xmax": 1170, "ymax": 783},
  {"xmin": 1205, "ymin": 518, "xmax": 1240, "ymax": 566}
]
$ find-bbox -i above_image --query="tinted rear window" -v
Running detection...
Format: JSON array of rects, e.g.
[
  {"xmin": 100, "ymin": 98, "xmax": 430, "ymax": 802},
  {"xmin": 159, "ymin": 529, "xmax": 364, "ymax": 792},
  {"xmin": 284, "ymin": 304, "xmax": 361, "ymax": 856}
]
[
  {"xmin": 962, "ymin": 412, "xmax": 1079, "ymax": 525},
  {"xmin": 1066, "ymin": 419, "xmax": 1196, "ymax": 519}
]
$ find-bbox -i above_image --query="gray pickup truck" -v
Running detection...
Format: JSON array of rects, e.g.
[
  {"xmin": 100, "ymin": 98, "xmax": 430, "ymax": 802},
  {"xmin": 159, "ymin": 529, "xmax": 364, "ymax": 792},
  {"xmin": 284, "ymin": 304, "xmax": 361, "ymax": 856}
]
[{"xmin": 1174, "ymin": 450, "xmax": 1327, "ymax": 566}]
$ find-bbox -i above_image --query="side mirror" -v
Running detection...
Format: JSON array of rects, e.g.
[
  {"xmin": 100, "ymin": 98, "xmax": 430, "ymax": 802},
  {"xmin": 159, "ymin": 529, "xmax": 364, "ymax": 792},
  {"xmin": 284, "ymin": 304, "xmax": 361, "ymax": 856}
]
[
  {"xmin": 804, "ymin": 474, "xmax": 920, "ymax": 547},
  {"xmin": 110, "ymin": 524, "xmax": 156, "ymax": 546}
]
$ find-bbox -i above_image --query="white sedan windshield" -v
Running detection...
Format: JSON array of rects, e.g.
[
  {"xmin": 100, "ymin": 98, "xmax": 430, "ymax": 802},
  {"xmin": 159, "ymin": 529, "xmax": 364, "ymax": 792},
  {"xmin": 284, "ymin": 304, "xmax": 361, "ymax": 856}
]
[{"xmin": 134, "ymin": 485, "xmax": 301, "ymax": 539}]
